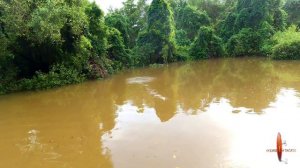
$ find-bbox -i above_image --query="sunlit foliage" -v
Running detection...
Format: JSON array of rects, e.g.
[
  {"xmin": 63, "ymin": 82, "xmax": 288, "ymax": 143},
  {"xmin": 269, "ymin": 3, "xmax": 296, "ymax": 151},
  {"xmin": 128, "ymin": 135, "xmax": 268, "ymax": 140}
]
[{"xmin": 270, "ymin": 25, "xmax": 300, "ymax": 59}]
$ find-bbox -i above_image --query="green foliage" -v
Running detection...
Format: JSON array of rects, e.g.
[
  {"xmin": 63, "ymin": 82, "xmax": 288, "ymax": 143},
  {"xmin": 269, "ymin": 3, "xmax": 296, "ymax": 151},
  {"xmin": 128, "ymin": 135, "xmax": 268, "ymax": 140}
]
[
  {"xmin": 259, "ymin": 22, "xmax": 276, "ymax": 55},
  {"xmin": 148, "ymin": 0, "xmax": 175, "ymax": 40},
  {"xmin": 136, "ymin": 0, "xmax": 176, "ymax": 64},
  {"xmin": 117, "ymin": 0, "xmax": 149, "ymax": 48},
  {"xmin": 136, "ymin": 31, "xmax": 162, "ymax": 65},
  {"xmin": 0, "ymin": 55, "xmax": 17, "ymax": 94},
  {"xmin": 273, "ymin": 9, "xmax": 287, "ymax": 31},
  {"xmin": 0, "ymin": 64, "xmax": 85, "ymax": 94},
  {"xmin": 190, "ymin": 26, "xmax": 224, "ymax": 59},
  {"xmin": 0, "ymin": 0, "xmax": 129, "ymax": 94},
  {"xmin": 107, "ymin": 28, "xmax": 132, "ymax": 69},
  {"xmin": 272, "ymin": 25, "xmax": 300, "ymax": 44},
  {"xmin": 218, "ymin": 13, "xmax": 238, "ymax": 41},
  {"xmin": 222, "ymin": 0, "xmax": 286, "ymax": 34},
  {"xmin": 269, "ymin": 25, "xmax": 300, "ymax": 59},
  {"xmin": 174, "ymin": 3, "xmax": 211, "ymax": 41},
  {"xmin": 188, "ymin": 0, "xmax": 226, "ymax": 22},
  {"xmin": 0, "ymin": 0, "xmax": 92, "ymax": 78},
  {"xmin": 272, "ymin": 41, "xmax": 300, "ymax": 60},
  {"xmin": 85, "ymin": 2, "xmax": 107, "ymax": 58},
  {"xmin": 236, "ymin": 0, "xmax": 270, "ymax": 30},
  {"xmin": 226, "ymin": 28, "xmax": 261, "ymax": 56},
  {"xmin": 18, "ymin": 64, "xmax": 85, "ymax": 91},
  {"xmin": 284, "ymin": 0, "xmax": 300, "ymax": 28},
  {"xmin": 0, "ymin": 14, "xmax": 18, "ymax": 93},
  {"xmin": 228, "ymin": 21, "xmax": 275, "ymax": 56},
  {"xmin": 0, "ymin": 0, "xmax": 299, "ymax": 94},
  {"xmin": 176, "ymin": 45, "xmax": 191, "ymax": 61},
  {"xmin": 175, "ymin": 29, "xmax": 191, "ymax": 46},
  {"xmin": 105, "ymin": 13, "xmax": 130, "ymax": 48},
  {"xmin": 0, "ymin": 30, "xmax": 12, "ymax": 69},
  {"xmin": 219, "ymin": 0, "xmax": 287, "ymax": 56}
]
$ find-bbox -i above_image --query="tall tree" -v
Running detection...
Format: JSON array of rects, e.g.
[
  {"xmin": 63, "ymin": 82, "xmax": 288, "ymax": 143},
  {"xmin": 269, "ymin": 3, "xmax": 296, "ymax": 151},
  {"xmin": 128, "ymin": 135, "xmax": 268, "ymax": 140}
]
[
  {"xmin": 218, "ymin": 0, "xmax": 287, "ymax": 56},
  {"xmin": 284, "ymin": 0, "xmax": 300, "ymax": 28},
  {"xmin": 174, "ymin": 1, "xmax": 211, "ymax": 41},
  {"xmin": 118, "ymin": 0, "xmax": 149, "ymax": 48},
  {"xmin": 188, "ymin": 0, "xmax": 225, "ymax": 22},
  {"xmin": 85, "ymin": 2, "xmax": 107, "ymax": 58},
  {"xmin": 105, "ymin": 13, "xmax": 130, "ymax": 48},
  {"xmin": 137, "ymin": 0, "xmax": 176, "ymax": 64}
]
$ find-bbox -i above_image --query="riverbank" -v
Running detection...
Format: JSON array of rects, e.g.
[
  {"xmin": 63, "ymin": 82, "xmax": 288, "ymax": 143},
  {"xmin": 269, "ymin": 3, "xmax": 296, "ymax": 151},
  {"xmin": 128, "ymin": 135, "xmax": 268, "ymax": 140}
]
[
  {"xmin": 1, "ymin": 0, "xmax": 299, "ymax": 95},
  {"xmin": 0, "ymin": 54, "xmax": 299, "ymax": 95}
]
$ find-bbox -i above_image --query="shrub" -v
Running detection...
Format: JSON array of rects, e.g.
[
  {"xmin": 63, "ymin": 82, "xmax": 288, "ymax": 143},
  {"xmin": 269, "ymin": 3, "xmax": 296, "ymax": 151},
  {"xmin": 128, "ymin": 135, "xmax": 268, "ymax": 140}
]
[
  {"xmin": 0, "ymin": 64, "xmax": 86, "ymax": 94},
  {"xmin": 226, "ymin": 28, "xmax": 261, "ymax": 56},
  {"xmin": 269, "ymin": 25, "xmax": 300, "ymax": 59},
  {"xmin": 271, "ymin": 40, "xmax": 300, "ymax": 60},
  {"xmin": 18, "ymin": 64, "xmax": 85, "ymax": 91},
  {"xmin": 176, "ymin": 46, "xmax": 190, "ymax": 61}
]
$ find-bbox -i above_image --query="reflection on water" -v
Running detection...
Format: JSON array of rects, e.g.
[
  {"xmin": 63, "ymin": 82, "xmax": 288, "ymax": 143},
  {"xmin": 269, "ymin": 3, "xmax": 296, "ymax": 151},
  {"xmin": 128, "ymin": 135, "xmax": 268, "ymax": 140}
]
[
  {"xmin": 1, "ymin": 58, "xmax": 300, "ymax": 167},
  {"xmin": 126, "ymin": 76, "xmax": 155, "ymax": 84}
]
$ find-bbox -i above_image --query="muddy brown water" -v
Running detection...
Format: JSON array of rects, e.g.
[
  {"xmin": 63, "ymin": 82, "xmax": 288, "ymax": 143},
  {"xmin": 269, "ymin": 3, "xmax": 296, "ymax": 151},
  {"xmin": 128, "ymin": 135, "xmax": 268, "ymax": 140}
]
[{"xmin": 1, "ymin": 58, "xmax": 300, "ymax": 168}]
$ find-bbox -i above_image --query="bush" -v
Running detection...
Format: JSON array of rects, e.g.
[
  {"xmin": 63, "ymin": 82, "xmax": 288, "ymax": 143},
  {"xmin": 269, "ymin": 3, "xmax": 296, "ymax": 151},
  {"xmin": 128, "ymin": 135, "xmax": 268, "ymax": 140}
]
[
  {"xmin": 176, "ymin": 46, "xmax": 190, "ymax": 61},
  {"xmin": 271, "ymin": 41, "xmax": 300, "ymax": 60},
  {"xmin": 0, "ymin": 64, "xmax": 85, "ymax": 94},
  {"xmin": 269, "ymin": 25, "xmax": 300, "ymax": 59},
  {"xmin": 18, "ymin": 64, "xmax": 85, "ymax": 92},
  {"xmin": 272, "ymin": 25, "xmax": 300, "ymax": 44},
  {"xmin": 226, "ymin": 28, "xmax": 261, "ymax": 56}
]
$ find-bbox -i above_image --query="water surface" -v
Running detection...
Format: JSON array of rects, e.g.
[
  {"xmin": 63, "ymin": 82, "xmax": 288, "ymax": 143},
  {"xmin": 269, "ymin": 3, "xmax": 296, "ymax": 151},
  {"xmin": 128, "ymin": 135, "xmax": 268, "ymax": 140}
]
[{"xmin": 1, "ymin": 58, "xmax": 300, "ymax": 168}]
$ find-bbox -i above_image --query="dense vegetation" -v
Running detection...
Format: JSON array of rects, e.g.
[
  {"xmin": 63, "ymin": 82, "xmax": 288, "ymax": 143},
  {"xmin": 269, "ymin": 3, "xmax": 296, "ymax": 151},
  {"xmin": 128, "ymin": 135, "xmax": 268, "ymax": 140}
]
[{"xmin": 0, "ymin": 0, "xmax": 299, "ymax": 94}]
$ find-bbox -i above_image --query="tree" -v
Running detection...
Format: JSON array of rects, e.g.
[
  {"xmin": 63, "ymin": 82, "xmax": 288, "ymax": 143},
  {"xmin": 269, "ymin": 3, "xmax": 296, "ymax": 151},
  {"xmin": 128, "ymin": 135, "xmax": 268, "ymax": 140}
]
[
  {"xmin": 0, "ymin": 1, "xmax": 14, "ymax": 81},
  {"xmin": 174, "ymin": 2, "xmax": 211, "ymax": 41},
  {"xmin": 105, "ymin": 13, "xmax": 130, "ymax": 48},
  {"xmin": 85, "ymin": 2, "xmax": 107, "ymax": 58},
  {"xmin": 226, "ymin": 28, "xmax": 261, "ymax": 56},
  {"xmin": 107, "ymin": 28, "xmax": 132, "ymax": 69},
  {"xmin": 220, "ymin": 0, "xmax": 286, "ymax": 35},
  {"xmin": 188, "ymin": 0, "xmax": 225, "ymax": 23},
  {"xmin": 0, "ymin": 0, "xmax": 116, "ymax": 93},
  {"xmin": 284, "ymin": 0, "xmax": 300, "ymax": 28},
  {"xmin": 118, "ymin": 0, "xmax": 149, "ymax": 48},
  {"xmin": 219, "ymin": 0, "xmax": 287, "ymax": 56},
  {"xmin": 190, "ymin": 26, "xmax": 224, "ymax": 59},
  {"xmin": 137, "ymin": 0, "xmax": 176, "ymax": 64},
  {"xmin": 0, "ymin": 0, "xmax": 92, "ymax": 77}
]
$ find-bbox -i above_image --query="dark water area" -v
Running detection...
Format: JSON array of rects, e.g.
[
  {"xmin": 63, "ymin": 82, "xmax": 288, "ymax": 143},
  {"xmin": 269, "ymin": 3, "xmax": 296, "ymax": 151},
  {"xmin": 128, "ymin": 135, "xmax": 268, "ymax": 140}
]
[{"xmin": 1, "ymin": 57, "xmax": 300, "ymax": 168}]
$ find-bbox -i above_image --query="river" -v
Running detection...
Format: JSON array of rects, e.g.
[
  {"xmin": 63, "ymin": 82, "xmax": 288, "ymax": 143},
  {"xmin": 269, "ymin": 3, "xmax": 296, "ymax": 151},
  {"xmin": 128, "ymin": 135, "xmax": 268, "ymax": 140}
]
[{"xmin": 1, "ymin": 57, "xmax": 300, "ymax": 168}]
